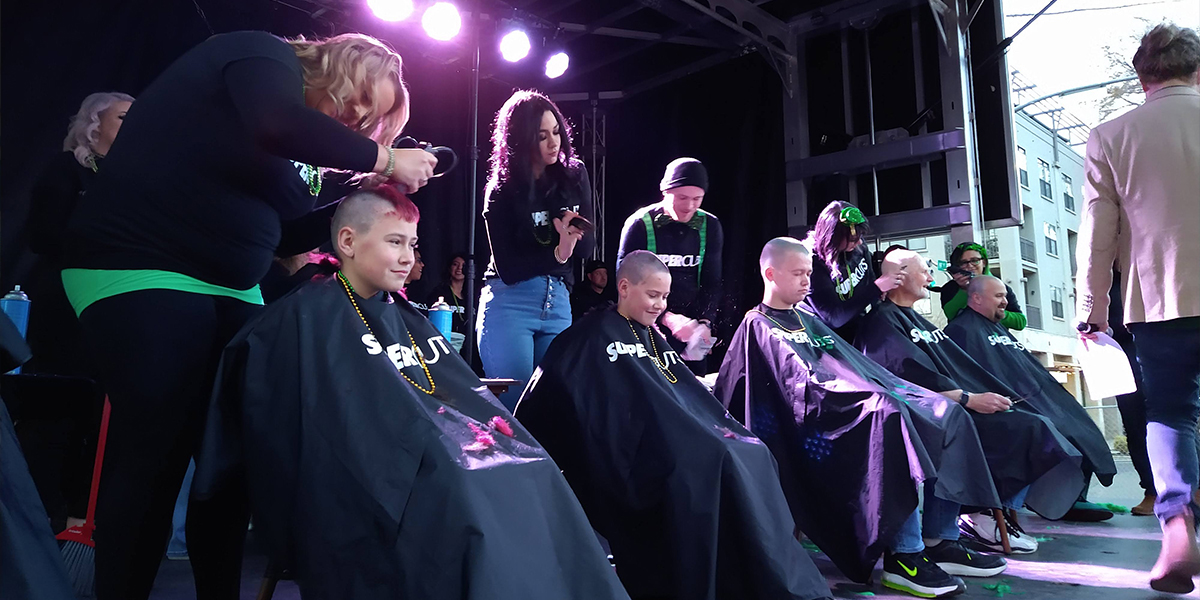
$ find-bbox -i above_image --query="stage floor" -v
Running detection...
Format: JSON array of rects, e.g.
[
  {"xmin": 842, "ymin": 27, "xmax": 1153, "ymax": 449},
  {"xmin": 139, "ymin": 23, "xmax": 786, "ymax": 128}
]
[{"xmin": 150, "ymin": 457, "xmax": 1191, "ymax": 599}]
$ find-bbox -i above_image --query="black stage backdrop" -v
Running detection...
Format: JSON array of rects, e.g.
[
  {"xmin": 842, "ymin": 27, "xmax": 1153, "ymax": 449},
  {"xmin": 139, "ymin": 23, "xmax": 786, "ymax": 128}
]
[{"xmin": 1, "ymin": 0, "xmax": 787, "ymax": 364}]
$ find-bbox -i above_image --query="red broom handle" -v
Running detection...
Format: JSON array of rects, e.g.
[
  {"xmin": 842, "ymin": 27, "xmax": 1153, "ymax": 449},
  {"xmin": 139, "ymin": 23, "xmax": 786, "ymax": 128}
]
[{"xmin": 83, "ymin": 397, "xmax": 111, "ymax": 528}]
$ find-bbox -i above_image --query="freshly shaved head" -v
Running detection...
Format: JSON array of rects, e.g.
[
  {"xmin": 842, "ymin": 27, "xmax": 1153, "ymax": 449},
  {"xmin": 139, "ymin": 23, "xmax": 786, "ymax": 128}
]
[
  {"xmin": 759, "ymin": 237, "xmax": 809, "ymax": 272},
  {"xmin": 967, "ymin": 275, "xmax": 1008, "ymax": 322},
  {"xmin": 881, "ymin": 249, "xmax": 932, "ymax": 306},
  {"xmin": 760, "ymin": 237, "xmax": 813, "ymax": 308},
  {"xmin": 880, "ymin": 249, "xmax": 921, "ymax": 275},
  {"xmin": 331, "ymin": 187, "xmax": 419, "ymax": 247},
  {"xmin": 968, "ymin": 274, "xmax": 1002, "ymax": 297},
  {"xmin": 617, "ymin": 250, "xmax": 669, "ymax": 286},
  {"xmin": 331, "ymin": 186, "xmax": 420, "ymax": 297},
  {"xmin": 616, "ymin": 250, "xmax": 671, "ymax": 327}
]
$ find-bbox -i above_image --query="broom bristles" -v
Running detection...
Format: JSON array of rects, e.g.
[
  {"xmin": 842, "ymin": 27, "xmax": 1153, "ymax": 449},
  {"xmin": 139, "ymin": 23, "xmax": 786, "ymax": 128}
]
[{"xmin": 59, "ymin": 540, "xmax": 96, "ymax": 598}]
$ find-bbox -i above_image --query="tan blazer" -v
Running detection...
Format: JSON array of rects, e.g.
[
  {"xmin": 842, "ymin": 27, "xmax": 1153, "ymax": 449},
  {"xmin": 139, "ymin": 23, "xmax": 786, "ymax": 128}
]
[{"xmin": 1076, "ymin": 85, "xmax": 1200, "ymax": 326}]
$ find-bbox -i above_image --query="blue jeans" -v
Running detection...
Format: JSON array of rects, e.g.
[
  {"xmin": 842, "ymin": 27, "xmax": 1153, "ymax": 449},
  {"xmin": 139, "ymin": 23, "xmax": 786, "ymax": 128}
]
[
  {"xmin": 892, "ymin": 484, "xmax": 961, "ymax": 553},
  {"xmin": 1129, "ymin": 317, "xmax": 1200, "ymax": 523},
  {"xmin": 477, "ymin": 276, "xmax": 572, "ymax": 410},
  {"xmin": 167, "ymin": 460, "xmax": 195, "ymax": 557}
]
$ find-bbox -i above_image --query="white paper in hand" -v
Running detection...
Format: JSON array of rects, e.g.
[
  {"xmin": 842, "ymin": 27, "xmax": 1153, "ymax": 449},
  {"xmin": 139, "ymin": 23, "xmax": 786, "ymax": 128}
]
[
  {"xmin": 1076, "ymin": 332, "xmax": 1137, "ymax": 398},
  {"xmin": 681, "ymin": 324, "xmax": 715, "ymax": 361}
]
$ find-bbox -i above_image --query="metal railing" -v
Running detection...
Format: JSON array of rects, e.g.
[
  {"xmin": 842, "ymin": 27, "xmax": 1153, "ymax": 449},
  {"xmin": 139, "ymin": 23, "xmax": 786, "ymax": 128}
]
[{"xmin": 1020, "ymin": 238, "xmax": 1038, "ymax": 263}]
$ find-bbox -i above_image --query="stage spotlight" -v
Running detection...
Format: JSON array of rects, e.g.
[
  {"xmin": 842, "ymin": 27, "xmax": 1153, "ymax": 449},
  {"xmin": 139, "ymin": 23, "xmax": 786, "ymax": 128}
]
[
  {"xmin": 368, "ymin": 0, "xmax": 414, "ymax": 22},
  {"xmin": 499, "ymin": 30, "xmax": 531, "ymax": 62},
  {"xmin": 545, "ymin": 51, "xmax": 569, "ymax": 78},
  {"xmin": 422, "ymin": 2, "xmax": 461, "ymax": 41}
]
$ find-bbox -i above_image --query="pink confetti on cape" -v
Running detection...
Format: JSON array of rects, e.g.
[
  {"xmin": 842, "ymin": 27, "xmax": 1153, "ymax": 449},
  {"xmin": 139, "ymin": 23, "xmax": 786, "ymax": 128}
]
[
  {"xmin": 464, "ymin": 422, "xmax": 496, "ymax": 452},
  {"xmin": 436, "ymin": 406, "xmax": 446, "ymax": 414},
  {"xmin": 489, "ymin": 416, "xmax": 515, "ymax": 437}
]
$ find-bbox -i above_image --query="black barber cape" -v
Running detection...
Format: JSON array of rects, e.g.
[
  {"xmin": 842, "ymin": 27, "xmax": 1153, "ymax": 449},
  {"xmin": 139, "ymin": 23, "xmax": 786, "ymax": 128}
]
[
  {"xmin": 194, "ymin": 275, "xmax": 628, "ymax": 600},
  {"xmin": 514, "ymin": 307, "xmax": 830, "ymax": 600},
  {"xmin": 0, "ymin": 314, "xmax": 76, "ymax": 600},
  {"xmin": 855, "ymin": 301, "xmax": 1084, "ymax": 519},
  {"xmin": 714, "ymin": 304, "xmax": 1000, "ymax": 583},
  {"xmin": 945, "ymin": 309, "xmax": 1116, "ymax": 485}
]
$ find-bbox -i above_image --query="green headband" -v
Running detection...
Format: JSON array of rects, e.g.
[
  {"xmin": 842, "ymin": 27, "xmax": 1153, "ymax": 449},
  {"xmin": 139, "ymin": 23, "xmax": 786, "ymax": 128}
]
[
  {"xmin": 955, "ymin": 242, "xmax": 989, "ymax": 261},
  {"xmin": 838, "ymin": 206, "xmax": 867, "ymax": 237}
]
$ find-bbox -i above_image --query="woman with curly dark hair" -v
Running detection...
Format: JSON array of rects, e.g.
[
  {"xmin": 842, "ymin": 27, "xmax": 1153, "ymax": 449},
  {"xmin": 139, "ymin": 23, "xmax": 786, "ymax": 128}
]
[{"xmin": 477, "ymin": 90, "xmax": 593, "ymax": 409}]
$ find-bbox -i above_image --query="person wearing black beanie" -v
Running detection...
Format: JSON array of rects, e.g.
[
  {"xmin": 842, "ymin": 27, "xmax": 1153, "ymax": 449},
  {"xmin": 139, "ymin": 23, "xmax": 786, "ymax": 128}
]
[{"xmin": 616, "ymin": 157, "xmax": 725, "ymax": 375}]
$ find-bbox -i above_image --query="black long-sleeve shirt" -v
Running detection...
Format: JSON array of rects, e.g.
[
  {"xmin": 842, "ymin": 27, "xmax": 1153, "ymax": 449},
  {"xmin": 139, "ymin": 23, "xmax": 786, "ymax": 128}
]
[
  {"xmin": 803, "ymin": 244, "xmax": 881, "ymax": 342},
  {"xmin": 64, "ymin": 31, "xmax": 380, "ymax": 290},
  {"xmin": 616, "ymin": 205, "xmax": 724, "ymax": 324},
  {"xmin": 482, "ymin": 163, "xmax": 593, "ymax": 286}
]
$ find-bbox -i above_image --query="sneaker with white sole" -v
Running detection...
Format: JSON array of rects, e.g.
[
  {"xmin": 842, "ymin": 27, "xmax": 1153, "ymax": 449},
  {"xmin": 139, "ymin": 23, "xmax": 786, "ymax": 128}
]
[
  {"xmin": 959, "ymin": 511, "xmax": 1038, "ymax": 554},
  {"xmin": 882, "ymin": 551, "xmax": 965, "ymax": 598},
  {"xmin": 924, "ymin": 540, "xmax": 1008, "ymax": 577}
]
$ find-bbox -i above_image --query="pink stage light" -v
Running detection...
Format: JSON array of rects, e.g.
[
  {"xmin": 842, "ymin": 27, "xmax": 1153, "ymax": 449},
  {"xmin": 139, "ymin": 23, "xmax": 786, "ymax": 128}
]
[
  {"xmin": 544, "ymin": 51, "xmax": 569, "ymax": 78},
  {"xmin": 422, "ymin": 2, "xmax": 462, "ymax": 41},
  {"xmin": 367, "ymin": 0, "xmax": 414, "ymax": 22},
  {"xmin": 499, "ymin": 30, "xmax": 531, "ymax": 62}
]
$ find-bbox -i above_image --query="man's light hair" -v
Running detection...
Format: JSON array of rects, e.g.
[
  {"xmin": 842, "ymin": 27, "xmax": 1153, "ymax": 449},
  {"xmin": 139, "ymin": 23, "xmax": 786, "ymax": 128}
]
[
  {"xmin": 63, "ymin": 92, "xmax": 135, "ymax": 168},
  {"xmin": 967, "ymin": 274, "xmax": 1004, "ymax": 299},
  {"xmin": 759, "ymin": 237, "xmax": 809, "ymax": 272},
  {"xmin": 880, "ymin": 248, "xmax": 922, "ymax": 276},
  {"xmin": 616, "ymin": 250, "xmax": 669, "ymax": 286},
  {"xmin": 289, "ymin": 33, "xmax": 409, "ymax": 146}
]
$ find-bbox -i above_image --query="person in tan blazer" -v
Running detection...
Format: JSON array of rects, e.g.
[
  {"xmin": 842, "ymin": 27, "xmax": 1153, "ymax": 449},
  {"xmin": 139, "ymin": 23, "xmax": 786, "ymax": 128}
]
[{"xmin": 1075, "ymin": 23, "xmax": 1200, "ymax": 594}]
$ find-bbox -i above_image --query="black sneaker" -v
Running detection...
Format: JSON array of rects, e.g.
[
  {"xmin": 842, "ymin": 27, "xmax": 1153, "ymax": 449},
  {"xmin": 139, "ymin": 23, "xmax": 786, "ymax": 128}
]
[
  {"xmin": 925, "ymin": 540, "xmax": 1008, "ymax": 577},
  {"xmin": 882, "ymin": 551, "xmax": 965, "ymax": 598}
]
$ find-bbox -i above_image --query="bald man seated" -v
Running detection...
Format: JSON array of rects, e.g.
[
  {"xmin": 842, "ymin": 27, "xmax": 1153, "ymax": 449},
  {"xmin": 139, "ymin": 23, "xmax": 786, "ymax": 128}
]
[
  {"xmin": 516, "ymin": 250, "xmax": 832, "ymax": 600},
  {"xmin": 854, "ymin": 249, "xmax": 1086, "ymax": 554},
  {"xmin": 715, "ymin": 238, "xmax": 1006, "ymax": 597},
  {"xmin": 945, "ymin": 276, "xmax": 1117, "ymax": 522}
]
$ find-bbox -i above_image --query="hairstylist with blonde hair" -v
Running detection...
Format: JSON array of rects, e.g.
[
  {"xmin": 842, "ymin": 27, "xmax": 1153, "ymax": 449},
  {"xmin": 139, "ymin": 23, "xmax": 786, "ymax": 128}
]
[{"xmin": 61, "ymin": 31, "xmax": 436, "ymax": 600}]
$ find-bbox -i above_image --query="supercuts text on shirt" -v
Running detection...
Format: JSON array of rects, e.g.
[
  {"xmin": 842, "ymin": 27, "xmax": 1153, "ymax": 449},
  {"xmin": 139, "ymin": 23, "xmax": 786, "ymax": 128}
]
[
  {"xmin": 769, "ymin": 327, "xmax": 835, "ymax": 350},
  {"xmin": 987, "ymin": 332, "xmax": 1027, "ymax": 352},
  {"xmin": 532, "ymin": 204, "xmax": 582, "ymax": 227},
  {"xmin": 657, "ymin": 254, "xmax": 703, "ymax": 269},
  {"xmin": 910, "ymin": 327, "xmax": 950, "ymax": 345},
  {"xmin": 361, "ymin": 333, "xmax": 456, "ymax": 369},
  {"xmin": 834, "ymin": 257, "xmax": 870, "ymax": 297},
  {"xmin": 606, "ymin": 340, "xmax": 684, "ymax": 367}
]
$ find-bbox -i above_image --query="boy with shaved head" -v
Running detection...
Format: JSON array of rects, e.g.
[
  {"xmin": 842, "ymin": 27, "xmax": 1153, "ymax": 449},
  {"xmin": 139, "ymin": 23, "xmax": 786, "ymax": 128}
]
[
  {"xmin": 517, "ymin": 250, "xmax": 832, "ymax": 600},
  {"xmin": 716, "ymin": 238, "xmax": 1006, "ymax": 597},
  {"xmin": 194, "ymin": 186, "xmax": 628, "ymax": 600},
  {"xmin": 945, "ymin": 275, "xmax": 1117, "ymax": 522},
  {"xmin": 855, "ymin": 249, "xmax": 1086, "ymax": 553}
]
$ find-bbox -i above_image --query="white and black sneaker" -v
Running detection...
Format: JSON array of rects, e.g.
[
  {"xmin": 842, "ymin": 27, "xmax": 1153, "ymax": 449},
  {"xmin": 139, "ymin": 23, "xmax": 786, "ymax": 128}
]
[
  {"xmin": 925, "ymin": 540, "xmax": 1009, "ymax": 577},
  {"xmin": 882, "ymin": 551, "xmax": 965, "ymax": 598},
  {"xmin": 959, "ymin": 512, "xmax": 1038, "ymax": 554}
]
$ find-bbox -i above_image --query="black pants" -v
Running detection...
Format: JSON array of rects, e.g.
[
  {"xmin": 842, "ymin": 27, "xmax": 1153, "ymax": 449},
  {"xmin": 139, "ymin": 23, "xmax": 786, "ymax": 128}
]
[{"xmin": 79, "ymin": 290, "xmax": 259, "ymax": 600}]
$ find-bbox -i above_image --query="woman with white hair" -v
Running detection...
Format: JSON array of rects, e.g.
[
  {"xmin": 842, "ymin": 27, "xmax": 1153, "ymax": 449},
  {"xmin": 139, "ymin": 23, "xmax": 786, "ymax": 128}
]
[
  {"xmin": 22, "ymin": 91, "xmax": 132, "ymax": 531},
  {"xmin": 58, "ymin": 31, "xmax": 437, "ymax": 600}
]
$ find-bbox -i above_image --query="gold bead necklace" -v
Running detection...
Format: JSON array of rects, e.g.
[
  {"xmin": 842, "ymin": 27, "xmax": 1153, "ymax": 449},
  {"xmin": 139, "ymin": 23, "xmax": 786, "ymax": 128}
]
[{"xmin": 338, "ymin": 272, "xmax": 436, "ymax": 395}]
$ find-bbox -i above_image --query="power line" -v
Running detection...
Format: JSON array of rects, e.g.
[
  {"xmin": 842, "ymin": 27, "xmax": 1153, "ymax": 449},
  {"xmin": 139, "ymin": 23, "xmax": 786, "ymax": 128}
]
[{"xmin": 1006, "ymin": 0, "xmax": 1186, "ymax": 17}]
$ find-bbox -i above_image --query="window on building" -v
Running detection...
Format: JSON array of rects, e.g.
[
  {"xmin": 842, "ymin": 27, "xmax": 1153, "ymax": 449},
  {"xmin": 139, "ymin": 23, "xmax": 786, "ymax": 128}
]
[
  {"xmin": 1062, "ymin": 174, "xmax": 1075, "ymax": 211},
  {"xmin": 1038, "ymin": 159, "xmax": 1052, "ymax": 199},
  {"xmin": 1017, "ymin": 146, "xmax": 1029, "ymax": 188},
  {"xmin": 1067, "ymin": 229, "xmax": 1078, "ymax": 277},
  {"xmin": 1045, "ymin": 223, "xmax": 1059, "ymax": 256},
  {"xmin": 1051, "ymin": 286, "xmax": 1065, "ymax": 319}
]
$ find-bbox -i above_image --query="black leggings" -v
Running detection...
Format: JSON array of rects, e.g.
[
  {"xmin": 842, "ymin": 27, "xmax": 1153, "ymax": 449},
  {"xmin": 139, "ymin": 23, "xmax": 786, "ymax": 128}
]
[{"xmin": 79, "ymin": 289, "xmax": 259, "ymax": 600}]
